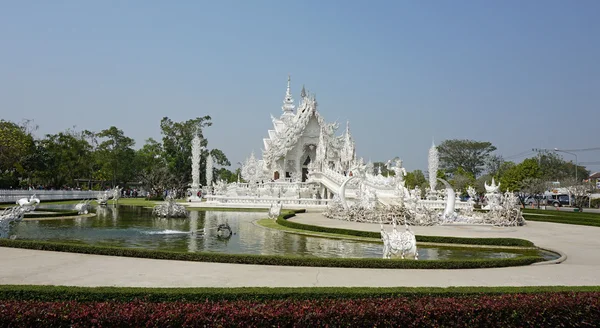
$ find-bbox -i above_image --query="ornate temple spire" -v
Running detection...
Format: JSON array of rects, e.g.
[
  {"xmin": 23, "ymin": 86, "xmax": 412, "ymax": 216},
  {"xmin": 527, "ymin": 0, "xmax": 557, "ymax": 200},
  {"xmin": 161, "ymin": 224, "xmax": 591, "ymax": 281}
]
[
  {"xmin": 300, "ymin": 84, "xmax": 306, "ymax": 98},
  {"xmin": 281, "ymin": 75, "xmax": 295, "ymax": 116}
]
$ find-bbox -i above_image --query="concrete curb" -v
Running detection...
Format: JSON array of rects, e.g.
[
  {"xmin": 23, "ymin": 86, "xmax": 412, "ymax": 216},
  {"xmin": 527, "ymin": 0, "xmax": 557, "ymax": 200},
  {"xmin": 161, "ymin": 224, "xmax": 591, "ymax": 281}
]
[{"xmin": 531, "ymin": 247, "xmax": 567, "ymax": 265}]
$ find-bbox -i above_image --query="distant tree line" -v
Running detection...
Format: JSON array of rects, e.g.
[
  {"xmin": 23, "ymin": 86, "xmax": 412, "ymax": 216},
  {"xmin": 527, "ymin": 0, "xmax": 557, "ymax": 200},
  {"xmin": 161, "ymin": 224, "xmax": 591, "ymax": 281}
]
[{"xmin": 0, "ymin": 117, "xmax": 238, "ymax": 197}]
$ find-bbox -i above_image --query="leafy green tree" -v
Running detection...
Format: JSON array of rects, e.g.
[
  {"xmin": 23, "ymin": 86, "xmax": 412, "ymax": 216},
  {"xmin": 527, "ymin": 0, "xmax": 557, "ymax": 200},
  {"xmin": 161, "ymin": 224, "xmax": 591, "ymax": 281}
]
[
  {"xmin": 485, "ymin": 154, "xmax": 505, "ymax": 176},
  {"xmin": 0, "ymin": 120, "xmax": 36, "ymax": 187},
  {"xmin": 96, "ymin": 126, "xmax": 136, "ymax": 187},
  {"xmin": 159, "ymin": 116, "xmax": 230, "ymax": 194},
  {"xmin": 450, "ymin": 167, "xmax": 476, "ymax": 194},
  {"xmin": 216, "ymin": 168, "xmax": 238, "ymax": 183},
  {"xmin": 437, "ymin": 139, "xmax": 497, "ymax": 177},
  {"xmin": 405, "ymin": 170, "xmax": 426, "ymax": 189},
  {"xmin": 35, "ymin": 130, "xmax": 93, "ymax": 188},
  {"xmin": 135, "ymin": 138, "xmax": 170, "ymax": 195},
  {"xmin": 499, "ymin": 158, "xmax": 541, "ymax": 192}
]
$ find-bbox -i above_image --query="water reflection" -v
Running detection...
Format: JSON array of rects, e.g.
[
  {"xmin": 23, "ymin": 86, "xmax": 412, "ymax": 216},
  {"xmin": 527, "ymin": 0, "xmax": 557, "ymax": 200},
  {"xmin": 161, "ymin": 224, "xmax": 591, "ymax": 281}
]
[{"xmin": 13, "ymin": 206, "xmax": 550, "ymax": 260}]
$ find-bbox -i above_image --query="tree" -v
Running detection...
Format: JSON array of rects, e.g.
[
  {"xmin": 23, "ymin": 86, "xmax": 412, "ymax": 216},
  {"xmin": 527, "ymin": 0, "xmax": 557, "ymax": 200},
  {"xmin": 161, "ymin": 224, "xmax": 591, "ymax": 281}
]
[
  {"xmin": 405, "ymin": 170, "xmax": 426, "ymax": 189},
  {"xmin": 563, "ymin": 179, "xmax": 594, "ymax": 211},
  {"xmin": 437, "ymin": 139, "xmax": 497, "ymax": 177},
  {"xmin": 485, "ymin": 154, "xmax": 505, "ymax": 176},
  {"xmin": 521, "ymin": 178, "xmax": 552, "ymax": 208},
  {"xmin": 499, "ymin": 159, "xmax": 541, "ymax": 192},
  {"xmin": 35, "ymin": 129, "xmax": 93, "ymax": 188},
  {"xmin": 96, "ymin": 126, "xmax": 136, "ymax": 187},
  {"xmin": 159, "ymin": 116, "xmax": 230, "ymax": 195},
  {"xmin": 0, "ymin": 120, "xmax": 36, "ymax": 187},
  {"xmin": 450, "ymin": 167, "xmax": 475, "ymax": 194},
  {"xmin": 216, "ymin": 168, "xmax": 238, "ymax": 183},
  {"xmin": 135, "ymin": 138, "xmax": 170, "ymax": 196}
]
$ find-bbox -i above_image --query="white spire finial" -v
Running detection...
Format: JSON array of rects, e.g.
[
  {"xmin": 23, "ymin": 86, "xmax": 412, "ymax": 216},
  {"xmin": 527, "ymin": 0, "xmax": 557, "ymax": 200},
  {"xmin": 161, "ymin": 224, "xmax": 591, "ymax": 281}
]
[{"xmin": 281, "ymin": 75, "xmax": 295, "ymax": 115}]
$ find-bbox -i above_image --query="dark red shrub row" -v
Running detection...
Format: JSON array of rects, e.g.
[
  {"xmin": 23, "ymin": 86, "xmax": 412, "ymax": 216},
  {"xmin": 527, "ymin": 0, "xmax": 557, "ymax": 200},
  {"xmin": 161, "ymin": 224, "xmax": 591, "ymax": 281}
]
[{"xmin": 0, "ymin": 293, "xmax": 597, "ymax": 327}]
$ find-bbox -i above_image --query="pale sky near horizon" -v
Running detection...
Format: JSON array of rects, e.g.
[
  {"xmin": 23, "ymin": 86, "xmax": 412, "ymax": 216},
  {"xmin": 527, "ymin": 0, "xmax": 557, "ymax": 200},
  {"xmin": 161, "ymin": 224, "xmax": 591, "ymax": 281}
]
[{"xmin": 1, "ymin": 1, "xmax": 599, "ymax": 173}]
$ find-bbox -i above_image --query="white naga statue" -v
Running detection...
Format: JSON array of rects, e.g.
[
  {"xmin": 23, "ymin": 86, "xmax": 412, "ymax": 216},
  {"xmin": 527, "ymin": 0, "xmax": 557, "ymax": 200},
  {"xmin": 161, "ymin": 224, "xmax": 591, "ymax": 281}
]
[
  {"xmin": 97, "ymin": 191, "xmax": 110, "ymax": 206},
  {"xmin": 16, "ymin": 194, "xmax": 40, "ymax": 209},
  {"xmin": 74, "ymin": 199, "xmax": 92, "ymax": 215},
  {"xmin": 1, "ymin": 195, "xmax": 41, "ymax": 239},
  {"xmin": 380, "ymin": 217, "xmax": 418, "ymax": 260}
]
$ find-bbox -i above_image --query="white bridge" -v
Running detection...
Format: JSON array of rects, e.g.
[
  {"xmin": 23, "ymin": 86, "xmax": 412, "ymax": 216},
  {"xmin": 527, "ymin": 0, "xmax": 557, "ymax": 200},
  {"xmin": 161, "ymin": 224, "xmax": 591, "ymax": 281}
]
[{"xmin": 0, "ymin": 190, "xmax": 98, "ymax": 204}]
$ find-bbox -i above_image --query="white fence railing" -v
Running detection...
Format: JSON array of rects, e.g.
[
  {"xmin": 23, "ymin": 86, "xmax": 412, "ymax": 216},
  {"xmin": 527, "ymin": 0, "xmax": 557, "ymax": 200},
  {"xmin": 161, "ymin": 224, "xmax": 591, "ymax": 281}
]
[
  {"xmin": 204, "ymin": 195, "xmax": 331, "ymax": 207},
  {"xmin": 417, "ymin": 199, "xmax": 472, "ymax": 210},
  {"xmin": 0, "ymin": 190, "xmax": 98, "ymax": 203}
]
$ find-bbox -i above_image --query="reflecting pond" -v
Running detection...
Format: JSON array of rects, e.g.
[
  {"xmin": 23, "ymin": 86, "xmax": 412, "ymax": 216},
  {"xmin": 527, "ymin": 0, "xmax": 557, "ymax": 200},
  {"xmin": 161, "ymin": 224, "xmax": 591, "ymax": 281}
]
[{"xmin": 14, "ymin": 205, "xmax": 556, "ymax": 260}]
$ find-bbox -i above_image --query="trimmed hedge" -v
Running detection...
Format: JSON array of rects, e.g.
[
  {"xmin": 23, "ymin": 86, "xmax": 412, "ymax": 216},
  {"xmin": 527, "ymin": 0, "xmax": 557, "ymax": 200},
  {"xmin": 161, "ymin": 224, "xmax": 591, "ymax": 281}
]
[
  {"xmin": 277, "ymin": 212, "xmax": 535, "ymax": 247},
  {"xmin": 0, "ymin": 293, "xmax": 598, "ymax": 327},
  {"xmin": 0, "ymin": 239, "xmax": 544, "ymax": 269},
  {"xmin": 1, "ymin": 285, "xmax": 600, "ymax": 302}
]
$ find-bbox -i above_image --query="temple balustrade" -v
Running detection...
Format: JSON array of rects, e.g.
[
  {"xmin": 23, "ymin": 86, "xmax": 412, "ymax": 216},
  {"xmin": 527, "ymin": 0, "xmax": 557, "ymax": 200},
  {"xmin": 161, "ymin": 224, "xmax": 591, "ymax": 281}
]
[{"xmin": 204, "ymin": 195, "xmax": 331, "ymax": 207}]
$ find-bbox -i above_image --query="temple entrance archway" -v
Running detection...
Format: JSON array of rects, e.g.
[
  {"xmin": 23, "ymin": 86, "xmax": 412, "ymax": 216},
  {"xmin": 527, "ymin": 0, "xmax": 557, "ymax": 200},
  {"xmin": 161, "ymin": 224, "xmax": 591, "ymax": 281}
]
[{"xmin": 273, "ymin": 171, "xmax": 280, "ymax": 180}]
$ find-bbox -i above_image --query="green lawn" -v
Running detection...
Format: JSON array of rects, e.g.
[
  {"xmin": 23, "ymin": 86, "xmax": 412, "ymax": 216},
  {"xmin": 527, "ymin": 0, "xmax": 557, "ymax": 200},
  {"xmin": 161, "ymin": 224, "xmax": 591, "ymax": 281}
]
[{"xmin": 523, "ymin": 208, "xmax": 600, "ymax": 227}]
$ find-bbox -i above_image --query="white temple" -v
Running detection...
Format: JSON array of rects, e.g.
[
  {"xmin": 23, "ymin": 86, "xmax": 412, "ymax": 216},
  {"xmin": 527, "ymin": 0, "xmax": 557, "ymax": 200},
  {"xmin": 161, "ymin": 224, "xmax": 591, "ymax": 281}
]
[
  {"xmin": 200, "ymin": 76, "xmax": 524, "ymax": 226},
  {"xmin": 261, "ymin": 75, "xmax": 356, "ymax": 182}
]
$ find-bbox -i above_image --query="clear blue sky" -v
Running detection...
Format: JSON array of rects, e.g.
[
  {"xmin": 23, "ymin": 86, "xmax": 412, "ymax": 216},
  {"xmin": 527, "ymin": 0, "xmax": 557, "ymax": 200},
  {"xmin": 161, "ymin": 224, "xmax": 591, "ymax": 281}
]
[{"xmin": 1, "ymin": 1, "xmax": 599, "ymax": 172}]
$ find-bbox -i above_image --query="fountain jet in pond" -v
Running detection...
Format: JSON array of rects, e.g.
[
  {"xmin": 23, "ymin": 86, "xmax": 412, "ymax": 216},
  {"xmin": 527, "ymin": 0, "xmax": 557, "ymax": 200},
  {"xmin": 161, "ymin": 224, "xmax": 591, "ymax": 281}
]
[
  {"xmin": 152, "ymin": 193, "xmax": 189, "ymax": 218},
  {"xmin": 1, "ymin": 195, "xmax": 41, "ymax": 239}
]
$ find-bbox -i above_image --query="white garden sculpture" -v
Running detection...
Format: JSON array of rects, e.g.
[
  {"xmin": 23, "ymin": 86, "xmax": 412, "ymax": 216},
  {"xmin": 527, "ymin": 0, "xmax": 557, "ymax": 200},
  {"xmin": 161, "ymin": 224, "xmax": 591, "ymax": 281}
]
[
  {"xmin": 268, "ymin": 203, "xmax": 282, "ymax": 219},
  {"xmin": 152, "ymin": 193, "xmax": 189, "ymax": 218},
  {"xmin": 1, "ymin": 195, "xmax": 41, "ymax": 239},
  {"xmin": 380, "ymin": 218, "xmax": 418, "ymax": 260},
  {"xmin": 74, "ymin": 200, "xmax": 91, "ymax": 215}
]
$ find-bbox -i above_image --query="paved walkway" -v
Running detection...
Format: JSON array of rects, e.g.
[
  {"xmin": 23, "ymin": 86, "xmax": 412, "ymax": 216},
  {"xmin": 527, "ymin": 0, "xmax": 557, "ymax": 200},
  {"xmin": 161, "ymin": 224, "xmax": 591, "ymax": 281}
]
[{"xmin": 1, "ymin": 212, "xmax": 599, "ymax": 288}]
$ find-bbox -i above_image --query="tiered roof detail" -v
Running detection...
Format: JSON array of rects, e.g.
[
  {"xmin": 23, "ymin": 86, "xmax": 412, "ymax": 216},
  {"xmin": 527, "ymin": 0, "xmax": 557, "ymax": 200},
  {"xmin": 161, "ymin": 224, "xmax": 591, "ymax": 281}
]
[{"xmin": 260, "ymin": 76, "xmax": 356, "ymax": 174}]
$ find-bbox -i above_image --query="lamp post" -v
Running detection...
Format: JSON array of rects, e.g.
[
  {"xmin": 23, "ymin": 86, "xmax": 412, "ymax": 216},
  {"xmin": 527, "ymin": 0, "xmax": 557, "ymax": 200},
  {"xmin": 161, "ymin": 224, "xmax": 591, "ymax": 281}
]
[{"xmin": 554, "ymin": 148, "xmax": 578, "ymax": 182}]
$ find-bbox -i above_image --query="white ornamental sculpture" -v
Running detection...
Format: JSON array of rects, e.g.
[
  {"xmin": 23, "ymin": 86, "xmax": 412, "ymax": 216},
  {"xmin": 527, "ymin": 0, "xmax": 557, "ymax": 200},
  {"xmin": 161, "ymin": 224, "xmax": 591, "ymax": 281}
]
[
  {"xmin": 112, "ymin": 186, "xmax": 122, "ymax": 205},
  {"xmin": 16, "ymin": 194, "xmax": 40, "ymax": 210},
  {"xmin": 483, "ymin": 178, "xmax": 502, "ymax": 210},
  {"xmin": 189, "ymin": 133, "xmax": 202, "ymax": 200},
  {"xmin": 428, "ymin": 141, "xmax": 439, "ymax": 192},
  {"xmin": 96, "ymin": 191, "xmax": 110, "ymax": 206},
  {"xmin": 206, "ymin": 153, "xmax": 214, "ymax": 188},
  {"xmin": 268, "ymin": 203, "xmax": 282, "ymax": 219},
  {"xmin": 152, "ymin": 193, "xmax": 189, "ymax": 218},
  {"xmin": 380, "ymin": 218, "xmax": 418, "ymax": 260},
  {"xmin": 241, "ymin": 152, "xmax": 266, "ymax": 184},
  {"xmin": 74, "ymin": 199, "xmax": 91, "ymax": 215},
  {"xmin": 1, "ymin": 195, "xmax": 41, "ymax": 239}
]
